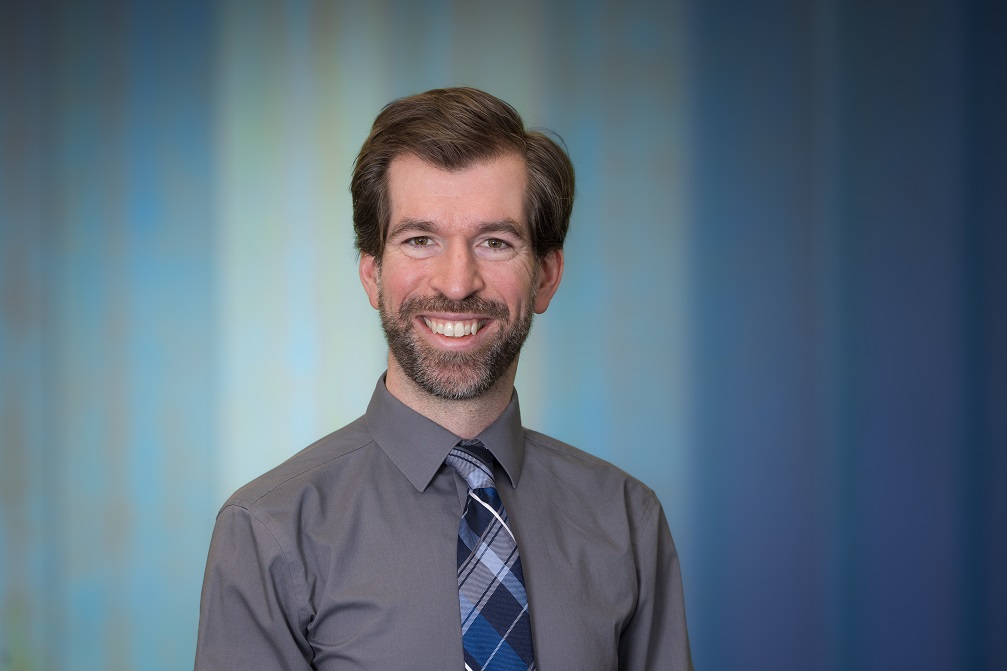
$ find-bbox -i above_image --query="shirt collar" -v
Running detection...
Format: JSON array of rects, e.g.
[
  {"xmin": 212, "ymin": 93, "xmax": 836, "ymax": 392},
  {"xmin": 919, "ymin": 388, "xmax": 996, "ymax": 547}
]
[{"xmin": 364, "ymin": 374, "xmax": 526, "ymax": 492}]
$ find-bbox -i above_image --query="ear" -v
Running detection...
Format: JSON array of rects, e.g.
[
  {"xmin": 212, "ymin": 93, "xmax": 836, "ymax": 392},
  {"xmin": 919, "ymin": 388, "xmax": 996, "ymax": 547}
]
[
  {"xmin": 533, "ymin": 249, "xmax": 564, "ymax": 314},
  {"xmin": 359, "ymin": 254, "xmax": 381, "ymax": 310}
]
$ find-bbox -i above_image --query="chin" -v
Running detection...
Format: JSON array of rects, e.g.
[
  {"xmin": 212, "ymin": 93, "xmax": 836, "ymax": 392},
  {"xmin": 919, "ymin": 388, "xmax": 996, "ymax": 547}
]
[{"xmin": 407, "ymin": 362, "xmax": 498, "ymax": 401}]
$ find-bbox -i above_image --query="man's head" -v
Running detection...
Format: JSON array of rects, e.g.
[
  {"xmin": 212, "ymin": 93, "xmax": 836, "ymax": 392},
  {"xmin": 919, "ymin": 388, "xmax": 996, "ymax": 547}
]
[
  {"xmin": 351, "ymin": 87, "xmax": 575, "ymax": 263},
  {"xmin": 354, "ymin": 88, "xmax": 573, "ymax": 402}
]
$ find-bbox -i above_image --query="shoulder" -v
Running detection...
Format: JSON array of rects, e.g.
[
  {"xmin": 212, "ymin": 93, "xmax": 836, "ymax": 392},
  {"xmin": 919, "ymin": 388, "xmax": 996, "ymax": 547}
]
[
  {"xmin": 523, "ymin": 428, "xmax": 615, "ymax": 468},
  {"xmin": 521, "ymin": 428, "xmax": 661, "ymax": 524},
  {"xmin": 523, "ymin": 427, "xmax": 653, "ymax": 488},
  {"xmin": 223, "ymin": 415, "xmax": 376, "ymax": 513}
]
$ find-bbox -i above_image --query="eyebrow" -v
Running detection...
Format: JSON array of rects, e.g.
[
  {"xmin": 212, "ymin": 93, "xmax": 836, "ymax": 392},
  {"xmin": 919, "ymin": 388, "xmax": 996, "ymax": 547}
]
[
  {"xmin": 387, "ymin": 218, "xmax": 527, "ymax": 241},
  {"xmin": 387, "ymin": 219, "xmax": 437, "ymax": 240},
  {"xmin": 476, "ymin": 219, "xmax": 527, "ymax": 240}
]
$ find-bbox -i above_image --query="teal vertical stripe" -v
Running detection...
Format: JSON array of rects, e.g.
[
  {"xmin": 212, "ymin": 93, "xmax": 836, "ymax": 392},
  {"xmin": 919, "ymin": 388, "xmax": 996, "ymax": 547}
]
[
  {"xmin": 50, "ymin": 3, "xmax": 128, "ymax": 666},
  {"xmin": 121, "ymin": 3, "xmax": 216, "ymax": 669}
]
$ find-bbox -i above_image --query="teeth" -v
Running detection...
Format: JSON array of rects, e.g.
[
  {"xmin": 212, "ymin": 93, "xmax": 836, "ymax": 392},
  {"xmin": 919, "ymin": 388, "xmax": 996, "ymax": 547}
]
[{"xmin": 422, "ymin": 317, "xmax": 481, "ymax": 338}]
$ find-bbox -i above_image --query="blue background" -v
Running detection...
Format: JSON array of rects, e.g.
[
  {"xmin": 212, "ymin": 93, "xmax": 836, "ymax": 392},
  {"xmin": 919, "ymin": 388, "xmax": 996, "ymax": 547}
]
[{"xmin": 2, "ymin": 1, "xmax": 1004, "ymax": 669}]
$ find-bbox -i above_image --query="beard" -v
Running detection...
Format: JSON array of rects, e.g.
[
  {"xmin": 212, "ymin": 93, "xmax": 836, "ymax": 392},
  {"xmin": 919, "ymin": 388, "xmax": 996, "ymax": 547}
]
[{"xmin": 378, "ymin": 291, "xmax": 535, "ymax": 401}]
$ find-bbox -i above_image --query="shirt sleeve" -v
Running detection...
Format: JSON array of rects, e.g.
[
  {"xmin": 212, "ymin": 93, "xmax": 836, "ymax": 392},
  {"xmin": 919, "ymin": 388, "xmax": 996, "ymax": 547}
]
[
  {"xmin": 619, "ymin": 500, "xmax": 694, "ymax": 670},
  {"xmin": 195, "ymin": 503, "xmax": 313, "ymax": 670}
]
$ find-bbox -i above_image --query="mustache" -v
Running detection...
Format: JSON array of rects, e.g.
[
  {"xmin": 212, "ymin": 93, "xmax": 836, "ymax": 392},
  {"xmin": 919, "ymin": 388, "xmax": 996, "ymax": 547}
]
[{"xmin": 398, "ymin": 295, "xmax": 510, "ymax": 321}]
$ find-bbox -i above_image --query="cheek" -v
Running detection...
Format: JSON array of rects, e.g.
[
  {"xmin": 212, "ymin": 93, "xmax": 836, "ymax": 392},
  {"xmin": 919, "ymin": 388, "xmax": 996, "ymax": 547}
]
[
  {"xmin": 379, "ymin": 268, "xmax": 426, "ymax": 305},
  {"xmin": 493, "ymin": 274, "xmax": 538, "ymax": 308},
  {"xmin": 394, "ymin": 270, "xmax": 427, "ymax": 295}
]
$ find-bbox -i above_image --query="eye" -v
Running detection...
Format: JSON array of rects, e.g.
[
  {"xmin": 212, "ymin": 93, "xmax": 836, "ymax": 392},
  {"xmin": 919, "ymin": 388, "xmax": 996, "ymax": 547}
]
[
  {"xmin": 481, "ymin": 238, "xmax": 511, "ymax": 250},
  {"xmin": 405, "ymin": 236, "xmax": 432, "ymax": 247}
]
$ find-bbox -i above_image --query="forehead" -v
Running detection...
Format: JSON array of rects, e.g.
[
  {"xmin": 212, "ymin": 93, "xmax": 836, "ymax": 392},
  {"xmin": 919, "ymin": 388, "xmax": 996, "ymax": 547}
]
[{"xmin": 386, "ymin": 153, "xmax": 528, "ymax": 230}]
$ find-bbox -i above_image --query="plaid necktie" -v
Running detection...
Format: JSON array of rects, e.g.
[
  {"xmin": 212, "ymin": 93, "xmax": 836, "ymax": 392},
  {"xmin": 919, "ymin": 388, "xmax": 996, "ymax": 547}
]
[{"xmin": 446, "ymin": 439, "xmax": 536, "ymax": 671}]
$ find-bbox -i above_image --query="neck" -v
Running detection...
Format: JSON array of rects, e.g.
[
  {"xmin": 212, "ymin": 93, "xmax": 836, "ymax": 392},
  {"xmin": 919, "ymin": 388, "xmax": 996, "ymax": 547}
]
[{"xmin": 384, "ymin": 358, "xmax": 517, "ymax": 439}]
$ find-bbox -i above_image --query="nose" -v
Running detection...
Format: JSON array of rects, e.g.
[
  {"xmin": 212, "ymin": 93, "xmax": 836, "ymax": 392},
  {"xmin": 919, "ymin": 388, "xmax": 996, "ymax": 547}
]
[{"xmin": 429, "ymin": 242, "xmax": 485, "ymax": 300}]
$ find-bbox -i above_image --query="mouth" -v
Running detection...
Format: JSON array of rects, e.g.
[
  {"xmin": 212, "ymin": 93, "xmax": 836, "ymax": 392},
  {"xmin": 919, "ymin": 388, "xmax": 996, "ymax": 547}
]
[{"xmin": 421, "ymin": 317, "xmax": 484, "ymax": 338}]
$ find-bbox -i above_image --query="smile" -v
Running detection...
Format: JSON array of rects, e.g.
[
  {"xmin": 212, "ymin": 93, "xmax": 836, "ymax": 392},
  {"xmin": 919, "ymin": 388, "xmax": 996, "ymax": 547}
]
[{"xmin": 422, "ymin": 318, "xmax": 481, "ymax": 338}]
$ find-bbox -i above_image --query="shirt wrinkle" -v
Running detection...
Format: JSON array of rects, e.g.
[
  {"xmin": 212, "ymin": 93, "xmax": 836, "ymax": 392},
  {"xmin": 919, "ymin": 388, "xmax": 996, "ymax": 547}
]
[{"xmin": 227, "ymin": 504, "xmax": 313, "ymax": 635}]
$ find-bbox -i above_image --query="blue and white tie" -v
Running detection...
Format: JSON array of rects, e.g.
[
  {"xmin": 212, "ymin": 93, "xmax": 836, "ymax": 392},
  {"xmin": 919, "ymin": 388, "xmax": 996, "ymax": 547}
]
[{"xmin": 446, "ymin": 439, "xmax": 535, "ymax": 671}]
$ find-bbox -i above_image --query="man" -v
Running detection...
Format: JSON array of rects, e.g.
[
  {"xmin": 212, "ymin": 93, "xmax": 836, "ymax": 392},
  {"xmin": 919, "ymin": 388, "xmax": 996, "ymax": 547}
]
[{"xmin": 195, "ymin": 87, "xmax": 691, "ymax": 670}]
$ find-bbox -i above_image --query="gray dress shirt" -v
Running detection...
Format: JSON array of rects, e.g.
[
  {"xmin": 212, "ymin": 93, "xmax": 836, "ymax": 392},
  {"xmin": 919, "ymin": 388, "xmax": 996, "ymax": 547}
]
[{"xmin": 195, "ymin": 376, "xmax": 692, "ymax": 670}]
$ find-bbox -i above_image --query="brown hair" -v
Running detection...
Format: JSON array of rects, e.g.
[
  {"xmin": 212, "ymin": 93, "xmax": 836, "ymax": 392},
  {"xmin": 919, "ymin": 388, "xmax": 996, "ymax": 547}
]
[{"xmin": 350, "ymin": 87, "xmax": 575, "ymax": 261}]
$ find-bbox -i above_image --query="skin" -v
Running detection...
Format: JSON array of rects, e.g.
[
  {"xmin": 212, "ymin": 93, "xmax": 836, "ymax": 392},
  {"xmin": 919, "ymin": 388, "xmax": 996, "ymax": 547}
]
[{"xmin": 359, "ymin": 152, "xmax": 564, "ymax": 438}]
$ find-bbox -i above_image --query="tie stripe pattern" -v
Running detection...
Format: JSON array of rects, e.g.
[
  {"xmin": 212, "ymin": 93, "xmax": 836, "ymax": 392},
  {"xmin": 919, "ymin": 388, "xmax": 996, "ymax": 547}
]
[{"xmin": 446, "ymin": 440, "xmax": 535, "ymax": 671}]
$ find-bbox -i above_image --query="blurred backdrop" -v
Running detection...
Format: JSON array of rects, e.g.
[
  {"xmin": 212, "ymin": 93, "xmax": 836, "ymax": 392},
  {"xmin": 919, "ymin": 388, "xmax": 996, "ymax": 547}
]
[{"xmin": 1, "ymin": 0, "xmax": 1004, "ymax": 669}]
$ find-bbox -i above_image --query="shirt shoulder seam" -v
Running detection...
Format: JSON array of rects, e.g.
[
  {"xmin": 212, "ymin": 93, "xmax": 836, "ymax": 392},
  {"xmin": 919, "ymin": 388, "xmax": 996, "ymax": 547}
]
[
  {"xmin": 229, "ymin": 438, "xmax": 377, "ymax": 509},
  {"xmin": 523, "ymin": 430, "xmax": 611, "ymax": 466},
  {"xmin": 523, "ymin": 429, "xmax": 661, "ymax": 528}
]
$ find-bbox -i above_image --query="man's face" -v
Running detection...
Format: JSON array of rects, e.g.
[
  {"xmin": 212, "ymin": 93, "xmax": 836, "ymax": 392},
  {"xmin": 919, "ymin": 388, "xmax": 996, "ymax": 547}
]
[{"xmin": 359, "ymin": 152, "xmax": 563, "ymax": 400}]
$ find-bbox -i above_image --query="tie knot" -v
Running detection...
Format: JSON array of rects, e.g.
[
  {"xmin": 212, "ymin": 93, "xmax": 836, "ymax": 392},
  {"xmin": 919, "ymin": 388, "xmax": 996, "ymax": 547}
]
[{"xmin": 445, "ymin": 439, "xmax": 496, "ymax": 490}]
